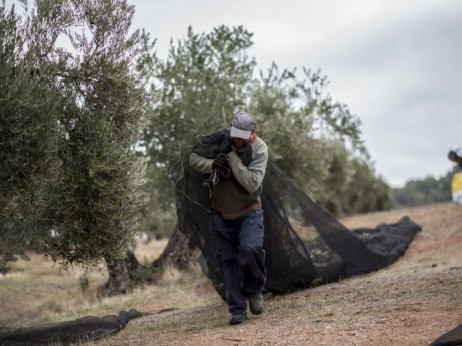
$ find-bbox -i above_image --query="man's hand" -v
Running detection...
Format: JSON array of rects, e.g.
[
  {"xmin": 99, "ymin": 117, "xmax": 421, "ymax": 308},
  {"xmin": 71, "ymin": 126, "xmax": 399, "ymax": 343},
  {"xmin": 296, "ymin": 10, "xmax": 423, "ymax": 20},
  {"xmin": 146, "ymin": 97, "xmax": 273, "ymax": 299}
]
[{"xmin": 212, "ymin": 152, "xmax": 229, "ymax": 169}]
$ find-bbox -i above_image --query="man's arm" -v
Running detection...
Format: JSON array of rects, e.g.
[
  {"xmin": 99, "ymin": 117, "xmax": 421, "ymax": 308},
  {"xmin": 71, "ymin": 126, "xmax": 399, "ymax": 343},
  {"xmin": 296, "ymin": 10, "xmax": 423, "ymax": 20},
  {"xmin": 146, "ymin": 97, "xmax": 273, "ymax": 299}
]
[
  {"xmin": 190, "ymin": 152, "xmax": 214, "ymax": 174},
  {"xmin": 189, "ymin": 129, "xmax": 229, "ymax": 174},
  {"xmin": 227, "ymin": 139, "xmax": 268, "ymax": 193}
]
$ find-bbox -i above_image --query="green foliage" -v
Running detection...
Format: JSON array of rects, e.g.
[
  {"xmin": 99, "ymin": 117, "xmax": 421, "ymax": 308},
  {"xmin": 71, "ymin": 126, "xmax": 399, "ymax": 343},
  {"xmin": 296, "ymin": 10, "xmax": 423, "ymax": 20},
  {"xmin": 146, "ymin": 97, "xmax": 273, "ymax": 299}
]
[
  {"xmin": 137, "ymin": 24, "xmax": 394, "ymax": 220},
  {"xmin": 392, "ymin": 168, "xmax": 455, "ymax": 208},
  {"xmin": 248, "ymin": 66, "xmax": 394, "ymax": 214},
  {"xmin": 238, "ymin": 64, "xmax": 393, "ymax": 212},
  {"xmin": 0, "ymin": 1, "xmax": 65, "ymax": 272},
  {"xmin": 1, "ymin": 0, "xmax": 148, "ymax": 272},
  {"xmin": 342, "ymin": 158, "xmax": 396, "ymax": 213},
  {"xmin": 139, "ymin": 25, "xmax": 255, "ymax": 210},
  {"xmin": 248, "ymin": 65, "xmax": 365, "ymax": 200}
]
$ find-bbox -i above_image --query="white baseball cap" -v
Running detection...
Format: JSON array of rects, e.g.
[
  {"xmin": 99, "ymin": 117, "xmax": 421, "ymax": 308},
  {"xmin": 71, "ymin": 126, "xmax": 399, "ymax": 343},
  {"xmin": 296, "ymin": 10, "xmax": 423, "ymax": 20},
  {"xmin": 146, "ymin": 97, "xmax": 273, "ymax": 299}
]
[{"xmin": 230, "ymin": 111, "xmax": 255, "ymax": 140}]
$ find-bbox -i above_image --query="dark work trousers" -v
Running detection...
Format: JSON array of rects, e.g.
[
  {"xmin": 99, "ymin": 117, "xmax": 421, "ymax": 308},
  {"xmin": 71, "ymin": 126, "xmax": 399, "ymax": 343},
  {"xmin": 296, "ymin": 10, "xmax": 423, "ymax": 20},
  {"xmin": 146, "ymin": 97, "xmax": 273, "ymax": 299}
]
[{"xmin": 209, "ymin": 208, "xmax": 266, "ymax": 316}]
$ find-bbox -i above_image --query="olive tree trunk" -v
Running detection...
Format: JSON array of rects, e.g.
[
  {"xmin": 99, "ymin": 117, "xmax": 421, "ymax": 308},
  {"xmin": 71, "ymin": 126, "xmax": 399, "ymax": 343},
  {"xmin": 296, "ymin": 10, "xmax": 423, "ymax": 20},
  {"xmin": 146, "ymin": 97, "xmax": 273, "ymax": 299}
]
[{"xmin": 102, "ymin": 224, "xmax": 199, "ymax": 296}]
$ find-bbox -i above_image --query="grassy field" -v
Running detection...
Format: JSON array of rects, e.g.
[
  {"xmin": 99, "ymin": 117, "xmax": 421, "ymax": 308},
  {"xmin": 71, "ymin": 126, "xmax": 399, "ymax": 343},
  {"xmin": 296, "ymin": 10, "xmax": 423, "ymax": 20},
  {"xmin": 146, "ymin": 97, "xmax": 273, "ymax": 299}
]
[{"xmin": 1, "ymin": 202, "xmax": 461, "ymax": 345}]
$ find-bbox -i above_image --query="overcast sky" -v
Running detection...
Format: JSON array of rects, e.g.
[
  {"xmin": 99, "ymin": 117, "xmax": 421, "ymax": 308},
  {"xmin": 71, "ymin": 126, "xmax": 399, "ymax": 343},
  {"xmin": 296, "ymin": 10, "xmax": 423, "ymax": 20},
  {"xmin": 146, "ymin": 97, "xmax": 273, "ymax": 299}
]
[
  {"xmin": 129, "ymin": 0, "xmax": 462, "ymax": 187},
  {"xmin": 8, "ymin": 0, "xmax": 459, "ymax": 187}
]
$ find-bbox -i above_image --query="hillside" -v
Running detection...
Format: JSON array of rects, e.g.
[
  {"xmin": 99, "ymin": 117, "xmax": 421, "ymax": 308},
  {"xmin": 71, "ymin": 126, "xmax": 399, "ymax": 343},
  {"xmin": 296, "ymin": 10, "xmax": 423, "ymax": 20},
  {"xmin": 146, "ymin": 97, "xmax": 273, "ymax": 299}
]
[{"xmin": 1, "ymin": 202, "xmax": 461, "ymax": 345}]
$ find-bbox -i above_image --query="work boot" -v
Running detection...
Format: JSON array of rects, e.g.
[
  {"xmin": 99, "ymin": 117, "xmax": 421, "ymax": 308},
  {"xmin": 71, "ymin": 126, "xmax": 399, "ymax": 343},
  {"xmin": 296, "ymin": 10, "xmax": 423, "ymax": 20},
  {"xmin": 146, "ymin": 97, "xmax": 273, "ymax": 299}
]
[
  {"xmin": 249, "ymin": 294, "xmax": 264, "ymax": 315},
  {"xmin": 229, "ymin": 311, "xmax": 248, "ymax": 325}
]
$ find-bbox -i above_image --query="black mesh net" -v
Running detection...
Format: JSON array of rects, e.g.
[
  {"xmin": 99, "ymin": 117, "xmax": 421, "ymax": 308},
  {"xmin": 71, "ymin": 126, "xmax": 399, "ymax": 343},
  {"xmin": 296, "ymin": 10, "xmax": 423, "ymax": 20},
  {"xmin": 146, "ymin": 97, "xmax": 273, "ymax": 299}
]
[
  {"xmin": 173, "ymin": 134, "xmax": 421, "ymax": 298},
  {"xmin": 0, "ymin": 309, "xmax": 149, "ymax": 345}
]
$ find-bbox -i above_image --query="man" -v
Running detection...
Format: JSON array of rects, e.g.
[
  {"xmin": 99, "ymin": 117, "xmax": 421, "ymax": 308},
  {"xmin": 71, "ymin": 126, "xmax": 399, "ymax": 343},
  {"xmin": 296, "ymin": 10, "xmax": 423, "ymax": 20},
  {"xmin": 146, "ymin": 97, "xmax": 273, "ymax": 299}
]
[
  {"xmin": 448, "ymin": 148, "xmax": 462, "ymax": 169},
  {"xmin": 189, "ymin": 111, "xmax": 268, "ymax": 325}
]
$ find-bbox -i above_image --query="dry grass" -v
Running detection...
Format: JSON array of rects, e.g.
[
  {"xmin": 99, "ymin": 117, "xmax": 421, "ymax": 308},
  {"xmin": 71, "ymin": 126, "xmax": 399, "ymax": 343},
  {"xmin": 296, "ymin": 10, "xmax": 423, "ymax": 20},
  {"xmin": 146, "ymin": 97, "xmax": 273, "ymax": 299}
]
[
  {"xmin": 0, "ymin": 239, "xmax": 220, "ymax": 330},
  {"xmin": 1, "ymin": 202, "xmax": 461, "ymax": 345}
]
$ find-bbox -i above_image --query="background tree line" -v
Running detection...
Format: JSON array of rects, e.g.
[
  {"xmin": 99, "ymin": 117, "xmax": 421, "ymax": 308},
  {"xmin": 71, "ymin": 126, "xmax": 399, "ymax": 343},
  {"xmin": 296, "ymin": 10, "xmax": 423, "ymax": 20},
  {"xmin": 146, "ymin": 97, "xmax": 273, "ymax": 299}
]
[
  {"xmin": 2, "ymin": 0, "xmax": 394, "ymax": 292},
  {"xmin": 392, "ymin": 167, "xmax": 458, "ymax": 208}
]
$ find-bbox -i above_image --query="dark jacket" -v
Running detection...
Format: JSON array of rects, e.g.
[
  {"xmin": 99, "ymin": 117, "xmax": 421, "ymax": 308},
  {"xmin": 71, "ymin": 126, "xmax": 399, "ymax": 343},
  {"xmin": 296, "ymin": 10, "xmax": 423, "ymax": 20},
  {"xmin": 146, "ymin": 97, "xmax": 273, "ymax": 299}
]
[{"xmin": 189, "ymin": 128, "xmax": 268, "ymax": 220}]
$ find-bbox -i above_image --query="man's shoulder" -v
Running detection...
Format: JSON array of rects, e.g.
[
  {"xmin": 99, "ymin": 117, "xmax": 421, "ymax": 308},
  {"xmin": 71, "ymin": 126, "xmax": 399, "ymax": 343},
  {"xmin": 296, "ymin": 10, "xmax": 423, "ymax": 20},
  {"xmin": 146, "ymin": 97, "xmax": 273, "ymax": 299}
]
[
  {"xmin": 250, "ymin": 136, "xmax": 268, "ymax": 158},
  {"xmin": 253, "ymin": 135, "xmax": 267, "ymax": 149}
]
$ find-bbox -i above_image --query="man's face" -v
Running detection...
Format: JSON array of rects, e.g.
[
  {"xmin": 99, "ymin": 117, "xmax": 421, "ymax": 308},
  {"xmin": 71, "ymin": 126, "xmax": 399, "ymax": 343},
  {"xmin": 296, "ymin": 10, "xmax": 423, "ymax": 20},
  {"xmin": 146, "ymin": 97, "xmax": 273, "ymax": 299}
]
[{"xmin": 231, "ymin": 136, "xmax": 250, "ymax": 149}]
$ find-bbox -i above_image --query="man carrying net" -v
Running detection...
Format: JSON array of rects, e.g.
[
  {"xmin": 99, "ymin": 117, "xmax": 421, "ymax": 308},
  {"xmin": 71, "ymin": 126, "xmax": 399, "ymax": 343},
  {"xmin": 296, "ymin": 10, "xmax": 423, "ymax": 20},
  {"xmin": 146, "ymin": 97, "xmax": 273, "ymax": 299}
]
[{"xmin": 189, "ymin": 111, "xmax": 268, "ymax": 325}]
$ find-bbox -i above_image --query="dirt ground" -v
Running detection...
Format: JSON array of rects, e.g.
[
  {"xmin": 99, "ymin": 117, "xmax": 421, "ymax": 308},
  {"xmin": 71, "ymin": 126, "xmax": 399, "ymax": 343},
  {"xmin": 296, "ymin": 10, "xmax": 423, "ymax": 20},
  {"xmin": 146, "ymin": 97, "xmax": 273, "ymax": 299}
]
[{"xmin": 89, "ymin": 202, "xmax": 462, "ymax": 346}]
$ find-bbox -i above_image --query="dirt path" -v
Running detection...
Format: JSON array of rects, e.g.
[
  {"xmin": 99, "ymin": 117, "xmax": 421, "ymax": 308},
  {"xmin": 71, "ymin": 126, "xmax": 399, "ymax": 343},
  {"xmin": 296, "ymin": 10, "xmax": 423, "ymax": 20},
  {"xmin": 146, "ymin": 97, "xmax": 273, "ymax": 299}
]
[{"xmin": 90, "ymin": 202, "xmax": 462, "ymax": 345}]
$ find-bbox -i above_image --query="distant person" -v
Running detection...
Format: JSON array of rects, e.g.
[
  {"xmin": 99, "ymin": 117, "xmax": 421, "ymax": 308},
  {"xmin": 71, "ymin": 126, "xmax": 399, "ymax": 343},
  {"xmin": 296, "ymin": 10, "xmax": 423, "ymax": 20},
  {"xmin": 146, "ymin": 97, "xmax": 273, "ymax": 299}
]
[
  {"xmin": 448, "ymin": 148, "xmax": 462, "ymax": 169},
  {"xmin": 189, "ymin": 111, "xmax": 268, "ymax": 325}
]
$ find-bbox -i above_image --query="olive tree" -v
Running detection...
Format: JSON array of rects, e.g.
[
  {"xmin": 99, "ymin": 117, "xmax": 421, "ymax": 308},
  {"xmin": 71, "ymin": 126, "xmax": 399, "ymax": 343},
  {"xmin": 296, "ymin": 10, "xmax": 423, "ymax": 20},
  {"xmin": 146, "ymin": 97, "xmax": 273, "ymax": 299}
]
[{"xmin": 0, "ymin": 0, "xmax": 149, "ymax": 275}]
